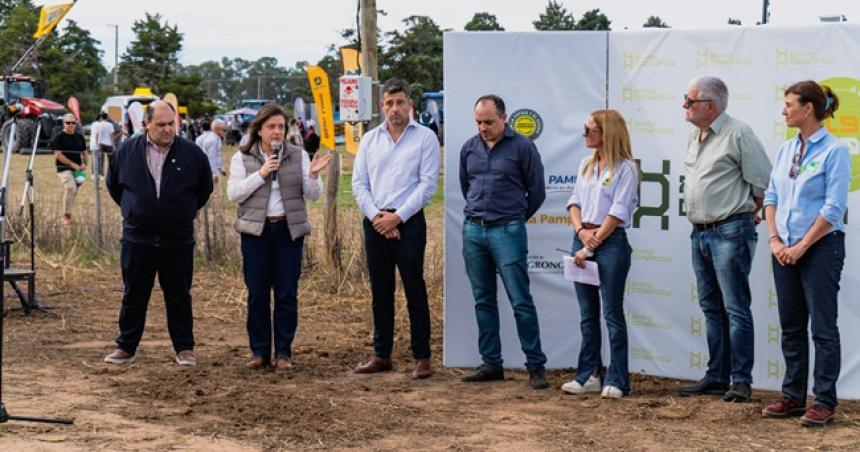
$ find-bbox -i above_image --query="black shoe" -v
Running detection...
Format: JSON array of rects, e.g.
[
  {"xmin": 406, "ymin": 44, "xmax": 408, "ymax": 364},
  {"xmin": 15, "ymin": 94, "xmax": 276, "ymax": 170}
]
[
  {"xmin": 678, "ymin": 377, "xmax": 729, "ymax": 396},
  {"xmin": 528, "ymin": 368, "xmax": 549, "ymax": 390},
  {"xmin": 461, "ymin": 364, "xmax": 504, "ymax": 382},
  {"xmin": 723, "ymin": 382, "xmax": 751, "ymax": 402}
]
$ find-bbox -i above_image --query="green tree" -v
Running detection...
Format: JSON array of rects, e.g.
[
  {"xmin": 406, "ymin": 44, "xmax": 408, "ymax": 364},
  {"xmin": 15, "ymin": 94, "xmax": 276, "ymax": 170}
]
[
  {"xmin": 465, "ymin": 12, "xmax": 505, "ymax": 31},
  {"xmin": 575, "ymin": 9, "xmax": 611, "ymax": 30},
  {"xmin": 643, "ymin": 16, "xmax": 670, "ymax": 28},
  {"xmin": 0, "ymin": 0, "xmax": 26, "ymax": 30},
  {"xmin": 116, "ymin": 13, "xmax": 182, "ymax": 93},
  {"xmin": 39, "ymin": 20, "xmax": 109, "ymax": 120},
  {"xmin": 728, "ymin": 18, "xmax": 742, "ymax": 26},
  {"xmin": 160, "ymin": 73, "xmax": 216, "ymax": 117},
  {"xmin": 533, "ymin": 1, "xmax": 575, "ymax": 31},
  {"xmin": 380, "ymin": 15, "xmax": 446, "ymax": 99},
  {"xmin": 0, "ymin": 0, "xmax": 40, "ymax": 74}
]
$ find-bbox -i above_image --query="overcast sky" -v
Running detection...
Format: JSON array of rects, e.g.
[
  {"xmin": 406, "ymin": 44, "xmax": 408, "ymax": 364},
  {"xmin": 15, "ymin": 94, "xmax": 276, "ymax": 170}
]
[{"xmin": 35, "ymin": 0, "xmax": 860, "ymax": 69}]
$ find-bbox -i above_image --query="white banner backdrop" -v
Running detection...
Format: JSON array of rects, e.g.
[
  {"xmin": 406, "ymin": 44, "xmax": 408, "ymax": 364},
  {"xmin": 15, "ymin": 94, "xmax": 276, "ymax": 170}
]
[{"xmin": 443, "ymin": 25, "xmax": 860, "ymax": 399}]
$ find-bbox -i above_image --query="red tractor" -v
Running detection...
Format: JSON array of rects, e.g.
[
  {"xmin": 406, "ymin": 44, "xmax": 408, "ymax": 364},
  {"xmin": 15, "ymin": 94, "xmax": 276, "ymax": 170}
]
[{"xmin": 0, "ymin": 74, "xmax": 67, "ymax": 154}]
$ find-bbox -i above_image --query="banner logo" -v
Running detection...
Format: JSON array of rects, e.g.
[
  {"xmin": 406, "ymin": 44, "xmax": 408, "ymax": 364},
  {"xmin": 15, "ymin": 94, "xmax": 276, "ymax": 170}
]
[
  {"xmin": 546, "ymin": 174, "xmax": 577, "ymax": 193},
  {"xmin": 632, "ymin": 248, "xmax": 671, "ymax": 263},
  {"xmin": 508, "ymin": 109, "xmax": 544, "ymax": 140},
  {"xmin": 631, "ymin": 347, "xmax": 670, "ymax": 363},
  {"xmin": 629, "ymin": 121, "xmax": 673, "ymax": 135},
  {"xmin": 695, "ymin": 49, "xmax": 753, "ymax": 69},
  {"xmin": 785, "ymin": 77, "xmax": 860, "ymax": 192},
  {"xmin": 622, "ymin": 52, "xmax": 676, "ymax": 71},
  {"xmin": 767, "ymin": 359, "xmax": 786, "ymax": 379},
  {"xmin": 690, "ymin": 351, "xmax": 704, "ymax": 369},
  {"xmin": 622, "ymin": 86, "xmax": 673, "ymax": 103},
  {"xmin": 767, "ymin": 324, "xmax": 781, "ymax": 345},
  {"xmin": 775, "ymin": 49, "xmax": 837, "ymax": 68},
  {"xmin": 527, "ymin": 255, "xmax": 563, "ymax": 274},
  {"xmin": 690, "ymin": 318, "xmax": 703, "ymax": 336}
]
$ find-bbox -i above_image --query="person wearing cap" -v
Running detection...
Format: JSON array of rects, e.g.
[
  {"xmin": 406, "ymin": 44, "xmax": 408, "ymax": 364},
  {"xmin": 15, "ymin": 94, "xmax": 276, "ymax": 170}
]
[{"xmin": 51, "ymin": 113, "xmax": 88, "ymax": 225}]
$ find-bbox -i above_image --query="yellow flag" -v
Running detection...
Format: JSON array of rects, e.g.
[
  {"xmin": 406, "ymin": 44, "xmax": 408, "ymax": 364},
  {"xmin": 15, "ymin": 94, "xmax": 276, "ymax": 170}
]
[
  {"xmin": 339, "ymin": 47, "xmax": 363, "ymax": 155},
  {"xmin": 339, "ymin": 48, "xmax": 363, "ymax": 74},
  {"xmin": 306, "ymin": 65, "xmax": 335, "ymax": 150},
  {"xmin": 33, "ymin": 2, "xmax": 74, "ymax": 38}
]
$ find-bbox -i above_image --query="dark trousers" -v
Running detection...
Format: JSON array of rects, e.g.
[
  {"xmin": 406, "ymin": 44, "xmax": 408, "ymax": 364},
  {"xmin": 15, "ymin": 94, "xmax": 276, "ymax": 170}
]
[
  {"xmin": 772, "ymin": 231, "xmax": 845, "ymax": 410},
  {"xmin": 96, "ymin": 144, "xmax": 113, "ymax": 176},
  {"xmin": 240, "ymin": 222, "xmax": 304, "ymax": 359},
  {"xmin": 363, "ymin": 210, "xmax": 431, "ymax": 359},
  {"xmin": 116, "ymin": 241, "xmax": 195, "ymax": 354}
]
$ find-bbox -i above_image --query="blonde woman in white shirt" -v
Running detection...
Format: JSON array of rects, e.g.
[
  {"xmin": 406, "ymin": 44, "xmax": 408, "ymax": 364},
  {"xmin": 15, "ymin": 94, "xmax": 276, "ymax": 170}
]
[{"xmin": 561, "ymin": 109, "xmax": 639, "ymax": 398}]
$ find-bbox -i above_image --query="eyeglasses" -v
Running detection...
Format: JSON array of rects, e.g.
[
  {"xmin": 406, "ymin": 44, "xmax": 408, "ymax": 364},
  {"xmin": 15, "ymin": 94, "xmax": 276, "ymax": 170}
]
[
  {"xmin": 64, "ymin": 121, "xmax": 76, "ymax": 125},
  {"xmin": 583, "ymin": 125, "xmax": 602, "ymax": 136},
  {"xmin": 683, "ymin": 94, "xmax": 713, "ymax": 108},
  {"xmin": 789, "ymin": 150, "xmax": 802, "ymax": 179}
]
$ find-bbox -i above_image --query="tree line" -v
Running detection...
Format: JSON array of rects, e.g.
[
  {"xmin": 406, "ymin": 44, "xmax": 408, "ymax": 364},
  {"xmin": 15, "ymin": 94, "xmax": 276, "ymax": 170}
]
[{"xmin": 1, "ymin": 0, "xmax": 748, "ymax": 121}]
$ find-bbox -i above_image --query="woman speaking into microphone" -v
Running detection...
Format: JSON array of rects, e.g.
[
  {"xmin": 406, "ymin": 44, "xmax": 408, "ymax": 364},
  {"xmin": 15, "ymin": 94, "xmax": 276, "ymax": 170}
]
[{"xmin": 227, "ymin": 104, "xmax": 332, "ymax": 370}]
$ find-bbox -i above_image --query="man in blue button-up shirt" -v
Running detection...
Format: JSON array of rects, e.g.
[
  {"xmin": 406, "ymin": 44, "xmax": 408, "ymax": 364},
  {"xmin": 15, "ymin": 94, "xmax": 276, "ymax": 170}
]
[
  {"xmin": 459, "ymin": 94, "xmax": 549, "ymax": 390},
  {"xmin": 351, "ymin": 79, "xmax": 440, "ymax": 380}
]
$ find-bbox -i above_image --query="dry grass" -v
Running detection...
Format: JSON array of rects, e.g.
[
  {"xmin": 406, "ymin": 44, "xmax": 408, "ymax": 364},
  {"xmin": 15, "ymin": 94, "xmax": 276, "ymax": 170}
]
[{"xmin": 1, "ymin": 144, "xmax": 444, "ymax": 302}]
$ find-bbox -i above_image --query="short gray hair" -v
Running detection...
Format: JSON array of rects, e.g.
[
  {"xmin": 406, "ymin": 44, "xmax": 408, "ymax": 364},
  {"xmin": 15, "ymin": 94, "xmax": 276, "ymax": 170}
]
[
  {"xmin": 689, "ymin": 76, "xmax": 728, "ymax": 112},
  {"xmin": 211, "ymin": 119, "xmax": 226, "ymax": 130}
]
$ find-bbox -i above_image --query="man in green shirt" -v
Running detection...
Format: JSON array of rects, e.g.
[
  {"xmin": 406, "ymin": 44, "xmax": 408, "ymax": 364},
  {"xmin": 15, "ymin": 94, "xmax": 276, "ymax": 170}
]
[{"xmin": 678, "ymin": 76, "xmax": 772, "ymax": 403}]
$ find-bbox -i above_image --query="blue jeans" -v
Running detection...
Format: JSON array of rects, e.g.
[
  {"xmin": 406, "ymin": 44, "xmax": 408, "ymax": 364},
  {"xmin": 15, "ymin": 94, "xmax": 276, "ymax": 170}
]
[
  {"xmin": 462, "ymin": 219, "xmax": 547, "ymax": 371},
  {"xmin": 240, "ymin": 222, "xmax": 304, "ymax": 359},
  {"xmin": 772, "ymin": 231, "xmax": 844, "ymax": 410},
  {"xmin": 690, "ymin": 214, "xmax": 757, "ymax": 385},
  {"xmin": 572, "ymin": 228, "xmax": 632, "ymax": 394}
]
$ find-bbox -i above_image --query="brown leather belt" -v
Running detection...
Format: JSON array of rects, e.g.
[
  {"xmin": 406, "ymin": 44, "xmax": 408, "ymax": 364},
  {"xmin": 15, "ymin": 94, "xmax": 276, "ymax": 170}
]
[
  {"xmin": 266, "ymin": 216, "xmax": 286, "ymax": 223},
  {"xmin": 582, "ymin": 223, "xmax": 600, "ymax": 229}
]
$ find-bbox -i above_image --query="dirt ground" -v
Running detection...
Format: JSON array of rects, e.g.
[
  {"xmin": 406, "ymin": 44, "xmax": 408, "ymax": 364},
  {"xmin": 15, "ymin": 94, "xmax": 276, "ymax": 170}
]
[{"xmin": 0, "ymin": 264, "xmax": 857, "ymax": 451}]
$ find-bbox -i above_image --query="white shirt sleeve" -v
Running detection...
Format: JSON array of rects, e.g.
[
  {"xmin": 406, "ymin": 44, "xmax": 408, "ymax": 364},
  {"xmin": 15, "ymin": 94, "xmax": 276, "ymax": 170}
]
[
  {"xmin": 351, "ymin": 136, "xmax": 379, "ymax": 221},
  {"xmin": 394, "ymin": 131, "xmax": 439, "ymax": 222},
  {"xmin": 302, "ymin": 150, "xmax": 323, "ymax": 201},
  {"xmin": 226, "ymin": 151, "xmax": 266, "ymax": 203}
]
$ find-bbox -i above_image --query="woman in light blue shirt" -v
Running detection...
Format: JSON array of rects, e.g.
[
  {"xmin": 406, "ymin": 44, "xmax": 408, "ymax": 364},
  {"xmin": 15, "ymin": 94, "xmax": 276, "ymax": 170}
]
[
  {"xmin": 761, "ymin": 81, "xmax": 851, "ymax": 426},
  {"xmin": 562, "ymin": 109, "xmax": 639, "ymax": 398}
]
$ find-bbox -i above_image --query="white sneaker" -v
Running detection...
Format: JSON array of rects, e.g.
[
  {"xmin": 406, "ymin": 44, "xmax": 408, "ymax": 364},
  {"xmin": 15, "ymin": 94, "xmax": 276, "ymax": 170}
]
[
  {"xmin": 601, "ymin": 385, "xmax": 624, "ymax": 399},
  {"xmin": 561, "ymin": 375, "xmax": 601, "ymax": 394}
]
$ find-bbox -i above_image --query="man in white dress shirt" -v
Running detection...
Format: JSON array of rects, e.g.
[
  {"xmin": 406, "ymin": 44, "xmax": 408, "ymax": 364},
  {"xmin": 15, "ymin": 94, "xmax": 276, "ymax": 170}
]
[{"xmin": 351, "ymin": 78, "xmax": 440, "ymax": 379}]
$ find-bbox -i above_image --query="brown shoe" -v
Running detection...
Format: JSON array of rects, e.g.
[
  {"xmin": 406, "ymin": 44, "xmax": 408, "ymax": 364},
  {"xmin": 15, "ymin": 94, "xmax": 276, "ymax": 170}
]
[
  {"xmin": 275, "ymin": 356, "xmax": 293, "ymax": 371},
  {"xmin": 411, "ymin": 359, "xmax": 432, "ymax": 379},
  {"xmin": 246, "ymin": 356, "xmax": 270, "ymax": 369},
  {"xmin": 353, "ymin": 356, "xmax": 392, "ymax": 374}
]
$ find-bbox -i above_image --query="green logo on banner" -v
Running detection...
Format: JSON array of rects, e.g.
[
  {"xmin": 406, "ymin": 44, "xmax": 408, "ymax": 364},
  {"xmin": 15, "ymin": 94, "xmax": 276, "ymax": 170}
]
[
  {"xmin": 784, "ymin": 77, "xmax": 860, "ymax": 192},
  {"xmin": 508, "ymin": 109, "xmax": 544, "ymax": 140}
]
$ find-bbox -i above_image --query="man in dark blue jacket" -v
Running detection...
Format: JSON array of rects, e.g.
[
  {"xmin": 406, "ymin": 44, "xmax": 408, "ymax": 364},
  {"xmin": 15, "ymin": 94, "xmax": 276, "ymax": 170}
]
[{"xmin": 104, "ymin": 101, "xmax": 213, "ymax": 366}]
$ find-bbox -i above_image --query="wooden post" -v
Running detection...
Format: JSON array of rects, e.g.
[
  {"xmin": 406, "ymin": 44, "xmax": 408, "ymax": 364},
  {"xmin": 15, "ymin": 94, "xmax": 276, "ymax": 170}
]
[
  {"xmin": 324, "ymin": 152, "xmax": 341, "ymax": 273},
  {"xmin": 361, "ymin": 0, "xmax": 380, "ymax": 128}
]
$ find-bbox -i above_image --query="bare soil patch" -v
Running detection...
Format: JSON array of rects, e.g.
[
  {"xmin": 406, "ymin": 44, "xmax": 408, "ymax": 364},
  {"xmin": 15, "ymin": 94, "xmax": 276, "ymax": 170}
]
[{"xmin": 0, "ymin": 265, "xmax": 858, "ymax": 451}]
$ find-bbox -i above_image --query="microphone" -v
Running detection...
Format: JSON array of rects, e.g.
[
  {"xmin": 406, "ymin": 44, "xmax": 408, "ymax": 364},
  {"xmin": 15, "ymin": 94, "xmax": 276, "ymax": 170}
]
[{"xmin": 270, "ymin": 140, "xmax": 282, "ymax": 182}]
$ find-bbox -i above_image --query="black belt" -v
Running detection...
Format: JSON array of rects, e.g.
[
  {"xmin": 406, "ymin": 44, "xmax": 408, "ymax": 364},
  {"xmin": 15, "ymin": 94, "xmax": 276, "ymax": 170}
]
[
  {"xmin": 380, "ymin": 208, "xmax": 397, "ymax": 213},
  {"xmin": 693, "ymin": 212, "xmax": 752, "ymax": 231},
  {"xmin": 466, "ymin": 216, "xmax": 516, "ymax": 227}
]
